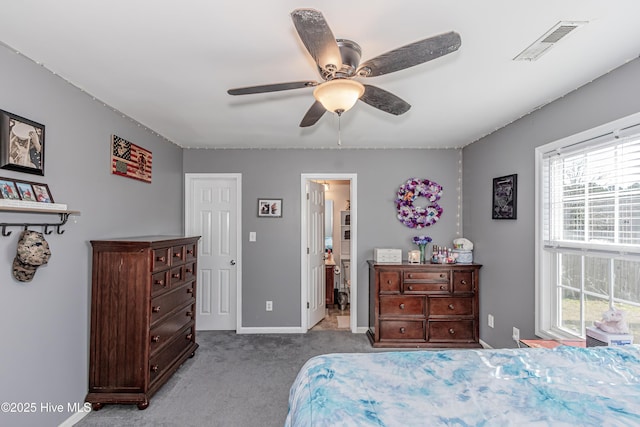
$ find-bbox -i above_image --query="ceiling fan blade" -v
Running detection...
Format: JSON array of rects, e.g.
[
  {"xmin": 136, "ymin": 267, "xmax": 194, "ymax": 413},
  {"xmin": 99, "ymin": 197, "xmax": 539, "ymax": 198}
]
[
  {"xmin": 360, "ymin": 85, "xmax": 411, "ymax": 116},
  {"xmin": 357, "ymin": 31, "xmax": 461, "ymax": 78},
  {"xmin": 291, "ymin": 8, "xmax": 342, "ymax": 76},
  {"xmin": 228, "ymin": 81, "xmax": 317, "ymax": 95},
  {"xmin": 299, "ymin": 101, "xmax": 327, "ymax": 127}
]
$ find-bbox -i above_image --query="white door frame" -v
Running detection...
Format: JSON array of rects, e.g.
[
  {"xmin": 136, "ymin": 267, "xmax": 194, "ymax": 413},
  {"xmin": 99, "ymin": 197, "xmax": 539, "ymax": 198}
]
[
  {"xmin": 184, "ymin": 173, "xmax": 243, "ymax": 332},
  {"xmin": 300, "ymin": 173, "xmax": 357, "ymax": 332}
]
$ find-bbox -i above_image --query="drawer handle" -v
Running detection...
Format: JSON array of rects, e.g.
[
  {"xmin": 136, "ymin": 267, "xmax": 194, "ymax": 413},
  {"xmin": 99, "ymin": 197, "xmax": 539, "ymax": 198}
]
[
  {"xmin": 408, "ymin": 274, "xmax": 413, "ymax": 279},
  {"xmin": 187, "ymin": 249, "xmax": 194, "ymax": 255},
  {"xmin": 387, "ymin": 280, "xmax": 392, "ymax": 285},
  {"xmin": 156, "ymin": 256, "xmax": 166, "ymax": 263},
  {"xmin": 187, "ymin": 311, "xmax": 193, "ymax": 317},
  {"xmin": 400, "ymin": 327, "xmax": 406, "ymax": 334},
  {"xmin": 399, "ymin": 303, "xmax": 405, "ymax": 310},
  {"xmin": 151, "ymin": 365, "xmax": 159, "ymax": 372},
  {"xmin": 440, "ymin": 273, "xmax": 446, "ymax": 278},
  {"xmin": 460, "ymin": 280, "xmax": 467, "ymax": 285},
  {"xmin": 155, "ymin": 279, "xmax": 165, "ymax": 286},
  {"xmin": 448, "ymin": 304, "xmax": 455, "ymax": 310},
  {"xmin": 186, "ymin": 268, "xmax": 193, "ymax": 273},
  {"xmin": 186, "ymin": 333, "xmax": 194, "ymax": 340},
  {"xmin": 440, "ymin": 285, "xmax": 446, "ymax": 290},
  {"xmin": 187, "ymin": 288, "xmax": 194, "ymax": 294},
  {"xmin": 151, "ymin": 335, "xmax": 161, "ymax": 343},
  {"xmin": 172, "ymin": 273, "xmax": 180, "ymax": 279},
  {"xmin": 407, "ymin": 285, "xmax": 414, "ymax": 291},
  {"xmin": 152, "ymin": 306, "xmax": 161, "ymax": 313},
  {"xmin": 449, "ymin": 328, "xmax": 455, "ymax": 335},
  {"xmin": 174, "ymin": 252, "xmax": 182, "ymax": 258}
]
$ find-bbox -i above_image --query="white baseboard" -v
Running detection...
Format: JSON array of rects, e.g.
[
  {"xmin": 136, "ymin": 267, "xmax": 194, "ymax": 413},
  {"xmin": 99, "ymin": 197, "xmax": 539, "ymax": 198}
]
[
  {"xmin": 58, "ymin": 409, "xmax": 91, "ymax": 427},
  {"xmin": 479, "ymin": 339, "xmax": 492, "ymax": 348}
]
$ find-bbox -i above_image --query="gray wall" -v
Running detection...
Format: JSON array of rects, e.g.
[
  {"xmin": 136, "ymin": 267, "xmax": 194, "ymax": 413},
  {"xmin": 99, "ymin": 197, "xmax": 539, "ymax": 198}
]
[
  {"xmin": 183, "ymin": 149, "xmax": 462, "ymax": 328},
  {"xmin": 0, "ymin": 46, "xmax": 184, "ymax": 426},
  {"xmin": 463, "ymin": 57, "xmax": 640, "ymax": 348}
]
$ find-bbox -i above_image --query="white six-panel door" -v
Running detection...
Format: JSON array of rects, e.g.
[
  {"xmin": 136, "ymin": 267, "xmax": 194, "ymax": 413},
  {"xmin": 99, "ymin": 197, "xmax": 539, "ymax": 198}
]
[
  {"xmin": 185, "ymin": 174, "xmax": 240, "ymax": 330},
  {"xmin": 307, "ymin": 180, "xmax": 326, "ymax": 328}
]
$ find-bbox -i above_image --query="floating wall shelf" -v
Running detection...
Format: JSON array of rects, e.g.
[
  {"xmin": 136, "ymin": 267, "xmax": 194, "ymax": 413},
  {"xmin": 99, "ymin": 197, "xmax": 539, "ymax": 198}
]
[{"xmin": 0, "ymin": 206, "xmax": 80, "ymax": 237}]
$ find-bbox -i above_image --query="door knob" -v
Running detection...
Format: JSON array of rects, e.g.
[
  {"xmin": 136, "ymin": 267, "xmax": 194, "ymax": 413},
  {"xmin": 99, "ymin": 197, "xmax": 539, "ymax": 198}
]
[{"xmin": 230, "ymin": 260, "xmax": 236, "ymax": 265}]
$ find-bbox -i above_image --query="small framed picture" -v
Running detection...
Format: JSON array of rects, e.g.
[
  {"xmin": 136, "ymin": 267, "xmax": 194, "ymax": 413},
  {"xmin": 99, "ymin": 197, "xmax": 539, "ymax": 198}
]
[
  {"xmin": 492, "ymin": 174, "xmax": 517, "ymax": 219},
  {"xmin": 258, "ymin": 198, "xmax": 283, "ymax": 218},
  {"xmin": 32, "ymin": 183, "xmax": 54, "ymax": 203},
  {"xmin": 0, "ymin": 109, "xmax": 45, "ymax": 176},
  {"xmin": 0, "ymin": 178, "xmax": 20, "ymax": 199},
  {"xmin": 16, "ymin": 181, "xmax": 36, "ymax": 201}
]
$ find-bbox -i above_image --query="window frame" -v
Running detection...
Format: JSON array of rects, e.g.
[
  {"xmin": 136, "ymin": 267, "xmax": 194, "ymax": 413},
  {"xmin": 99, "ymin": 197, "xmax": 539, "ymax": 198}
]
[{"xmin": 535, "ymin": 112, "xmax": 640, "ymax": 339}]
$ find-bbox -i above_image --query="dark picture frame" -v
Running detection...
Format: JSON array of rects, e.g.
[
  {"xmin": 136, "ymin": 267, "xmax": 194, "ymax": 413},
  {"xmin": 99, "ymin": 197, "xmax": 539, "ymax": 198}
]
[
  {"xmin": 0, "ymin": 110, "xmax": 45, "ymax": 176},
  {"xmin": 492, "ymin": 174, "xmax": 517, "ymax": 219},
  {"xmin": 258, "ymin": 198, "xmax": 282, "ymax": 217}
]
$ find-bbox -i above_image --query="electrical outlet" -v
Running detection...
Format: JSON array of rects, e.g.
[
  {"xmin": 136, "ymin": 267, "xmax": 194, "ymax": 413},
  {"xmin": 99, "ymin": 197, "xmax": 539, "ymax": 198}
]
[
  {"xmin": 488, "ymin": 314, "xmax": 494, "ymax": 328},
  {"xmin": 512, "ymin": 327, "xmax": 520, "ymax": 342},
  {"xmin": 266, "ymin": 301, "xmax": 273, "ymax": 311}
]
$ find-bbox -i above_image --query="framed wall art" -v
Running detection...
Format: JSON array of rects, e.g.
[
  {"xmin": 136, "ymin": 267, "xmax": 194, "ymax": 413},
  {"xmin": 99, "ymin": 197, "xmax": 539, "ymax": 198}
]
[
  {"xmin": 258, "ymin": 198, "xmax": 282, "ymax": 218},
  {"xmin": 111, "ymin": 134, "xmax": 152, "ymax": 183},
  {"xmin": 0, "ymin": 109, "xmax": 45, "ymax": 176},
  {"xmin": 492, "ymin": 174, "xmax": 517, "ymax": 219}
]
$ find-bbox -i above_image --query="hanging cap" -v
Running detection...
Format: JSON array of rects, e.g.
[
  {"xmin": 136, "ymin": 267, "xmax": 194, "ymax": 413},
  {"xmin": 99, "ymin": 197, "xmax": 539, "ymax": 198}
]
[{"xmin": 12, "ymin": 230, "xmax": 51, "ymax": 282}]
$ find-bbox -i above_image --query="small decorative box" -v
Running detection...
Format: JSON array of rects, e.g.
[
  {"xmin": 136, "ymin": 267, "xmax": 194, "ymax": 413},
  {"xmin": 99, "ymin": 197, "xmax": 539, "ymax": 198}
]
[{"xmin": 374, "ymin": 248, "xmax": 402, "ymax": 263}]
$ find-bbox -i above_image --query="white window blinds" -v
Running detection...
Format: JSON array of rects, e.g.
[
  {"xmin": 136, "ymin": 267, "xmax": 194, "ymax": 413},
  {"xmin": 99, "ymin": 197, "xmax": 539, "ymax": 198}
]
[{"xmin": 542, "ymin": 123, "xmax": 640, "ymax": 254}]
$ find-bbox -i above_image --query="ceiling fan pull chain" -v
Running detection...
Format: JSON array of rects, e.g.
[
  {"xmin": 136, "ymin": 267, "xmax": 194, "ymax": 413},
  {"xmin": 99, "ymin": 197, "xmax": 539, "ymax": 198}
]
[{"xmin": 337, "ymin": 113, "xmax": 342, "ymax": 146}]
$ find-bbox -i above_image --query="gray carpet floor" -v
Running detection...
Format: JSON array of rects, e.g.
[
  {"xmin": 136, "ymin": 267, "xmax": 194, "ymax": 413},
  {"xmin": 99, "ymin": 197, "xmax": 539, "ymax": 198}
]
[{"xmin": 75, "ymin": 330, "xmax": 377, "ymax": 427}]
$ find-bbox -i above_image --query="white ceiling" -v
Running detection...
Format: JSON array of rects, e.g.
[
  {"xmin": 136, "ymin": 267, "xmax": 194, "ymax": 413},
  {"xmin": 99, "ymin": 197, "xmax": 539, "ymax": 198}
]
[{"xmin": 1, "ymin": 1, "xmax": 639, "ymax": 149}]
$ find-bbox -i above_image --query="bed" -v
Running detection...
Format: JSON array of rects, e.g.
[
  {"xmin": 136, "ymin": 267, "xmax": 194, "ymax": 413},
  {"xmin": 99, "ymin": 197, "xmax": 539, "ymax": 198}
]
[{"xmin": 285, "ymin": 345, "xmax": 640, "ymax": 426}]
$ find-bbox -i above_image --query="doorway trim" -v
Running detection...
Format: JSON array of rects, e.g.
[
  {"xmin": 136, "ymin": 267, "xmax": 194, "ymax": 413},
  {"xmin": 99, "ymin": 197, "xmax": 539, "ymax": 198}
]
[
  {"xmin": 300, "ymin": 173, "xmax": 357, "ymax": 332},
  {"xmin": 184, "ymin": 173, "xmax": 243, "ymax": 332}
]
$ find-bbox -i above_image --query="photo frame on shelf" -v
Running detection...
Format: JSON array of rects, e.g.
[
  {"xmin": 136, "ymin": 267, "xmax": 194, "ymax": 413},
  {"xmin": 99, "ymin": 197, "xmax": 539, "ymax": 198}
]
[
  {"xmin": 0, "ymin": 178, "xmax": 20, "ymax": 200},
  {"xmin": 0, "ymin": 109, "xmax": 45, "ymax": 176},
  {"xmin": 258, "ymin": 198, "xmax": 282, "ymax": 218},
  {"xmin": 492, "ymin": 174, "xmax": 517, "ymax": 219}
]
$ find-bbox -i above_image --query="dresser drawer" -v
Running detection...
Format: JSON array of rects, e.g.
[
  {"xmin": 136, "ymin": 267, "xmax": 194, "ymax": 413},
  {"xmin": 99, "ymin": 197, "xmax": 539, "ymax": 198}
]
[
  {"xmin": 404, "ymin": 282, "xmax": 450, "ymax": 293},
  {"xmin": 171, "ymin": 245, "xmax": 185, "ymax": 265},
  {"xmin": 452, "ymin": 271, "xmax": 474, "ymax": 293},
  {"xmin": 380, "ymin": 296, "xmax": 424, "ymax": 316},
  {"xmin": 428, "ymin": 320, "xmax": 475, "ymax": 342},
  {"xmin": 404, "ymin": 271, "xmax": 449, "ymax": 282},
  {"xmin": 151, "ymin": 271, "xmax": 169, "ymax": 296},
  {"xmin": 151, "ymin": 282, "xmax": 195, "ymax": 325},
  {"xmin": 429, "ymin": 297, "xmax": 474, "ymax": 316},
  {"xmin": 184, "ymin": 262, "xmax": 196, "ymax": 282},
  {"xmin": 152, "ymin": 247, "xmax": 170, "ymax": 272},
  {"xmin": 150, "ymin": 305, "xmax": 195, "ymax": 356},
  {"xmin": 185, "ymin": 242, "xmax": 197, "ymax": 263},
  {"xmin": 149, "ymin": 324, "xmax": 194, "ymax": 384},
  {"xmin": 379, "ymin": 271, "xmax": 401, "ymax": 293},
  {"xmin": 379, "ymin": 320, "xmax": 425, "ymax": 341},
  {"xmin": 169, "ymin": 266, "xmax": 184, "ymax": 286}
]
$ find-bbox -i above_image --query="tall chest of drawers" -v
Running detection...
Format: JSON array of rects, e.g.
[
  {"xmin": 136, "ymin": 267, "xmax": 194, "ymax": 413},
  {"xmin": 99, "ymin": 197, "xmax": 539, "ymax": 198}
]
[
  {"xmin": 86, "ymin": 236, "xmax": 200, "ymax": 410},
  {"xmin": 368, "ymin": 261, "xmax": 482, "ymax": 348}
]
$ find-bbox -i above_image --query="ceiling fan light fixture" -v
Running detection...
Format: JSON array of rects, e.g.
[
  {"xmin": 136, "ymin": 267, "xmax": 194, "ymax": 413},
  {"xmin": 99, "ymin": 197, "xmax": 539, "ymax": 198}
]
[{"xmin": 313, "ymin": 79, "xmax": 365, "ymax": 114}]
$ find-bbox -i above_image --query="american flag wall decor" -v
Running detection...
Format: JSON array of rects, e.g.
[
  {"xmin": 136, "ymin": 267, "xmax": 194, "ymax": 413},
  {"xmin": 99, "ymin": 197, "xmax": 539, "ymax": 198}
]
[{"xmin": 111, "ymin": 135, "xmax": 152, "ymax": 183}]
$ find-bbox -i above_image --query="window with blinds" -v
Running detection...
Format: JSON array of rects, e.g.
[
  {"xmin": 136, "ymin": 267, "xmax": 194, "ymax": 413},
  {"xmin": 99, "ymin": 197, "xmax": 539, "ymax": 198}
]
[{"xmin": 536, "ymin": 115, "xmax": 640, "ymax": 341}]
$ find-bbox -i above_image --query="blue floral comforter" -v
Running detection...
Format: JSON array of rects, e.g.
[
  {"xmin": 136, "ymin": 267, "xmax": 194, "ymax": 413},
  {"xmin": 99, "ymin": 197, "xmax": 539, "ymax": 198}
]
[{"xmin": 285, "ymin": 345, "xmax": 640, "ymax": 426}]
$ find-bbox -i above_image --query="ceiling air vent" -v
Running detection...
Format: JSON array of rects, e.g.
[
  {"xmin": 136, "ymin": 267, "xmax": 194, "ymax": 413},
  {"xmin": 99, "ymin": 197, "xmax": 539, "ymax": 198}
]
[{"xmin": 514, "ymin": 21, "xmax": 587, "ymax": 61}]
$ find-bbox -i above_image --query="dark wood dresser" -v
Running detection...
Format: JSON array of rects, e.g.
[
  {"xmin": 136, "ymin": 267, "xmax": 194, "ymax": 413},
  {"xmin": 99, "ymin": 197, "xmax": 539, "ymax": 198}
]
[
  {"xmin": 325, "ymin": 264, "xmax": 335, "ymax": 306},
  {"xmin": 86, "ymin": 236, "xmax": 200, "ymax": 410},
  {"xmin": 368, "ymin": 261, "xmax": 482, "ymax": 348}
]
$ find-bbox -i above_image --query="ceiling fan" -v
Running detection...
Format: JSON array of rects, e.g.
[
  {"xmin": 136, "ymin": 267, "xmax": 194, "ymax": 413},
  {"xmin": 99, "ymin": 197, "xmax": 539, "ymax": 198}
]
[{"xmin": 227, "ymin": 8, "xmax": 461, "ymax": 127}]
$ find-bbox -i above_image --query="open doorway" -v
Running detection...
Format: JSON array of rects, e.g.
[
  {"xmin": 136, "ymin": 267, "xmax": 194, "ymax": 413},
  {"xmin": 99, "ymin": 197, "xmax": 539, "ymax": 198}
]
[{"xmin": 300, "ymin": 173, "xmax": 357, "ymax": 333}]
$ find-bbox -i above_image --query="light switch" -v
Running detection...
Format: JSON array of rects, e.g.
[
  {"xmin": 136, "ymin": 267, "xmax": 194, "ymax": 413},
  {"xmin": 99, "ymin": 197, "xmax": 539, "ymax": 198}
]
[{"xmin": 249, "ymin": 231, "xmax": 256, "ymax": 242}]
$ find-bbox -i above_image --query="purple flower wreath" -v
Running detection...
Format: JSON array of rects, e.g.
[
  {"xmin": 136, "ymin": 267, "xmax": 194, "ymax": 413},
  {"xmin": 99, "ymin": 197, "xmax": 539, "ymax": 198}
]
[{"xmin": 395, "ymin": 178, "xmax": 443, "ymax": 229}]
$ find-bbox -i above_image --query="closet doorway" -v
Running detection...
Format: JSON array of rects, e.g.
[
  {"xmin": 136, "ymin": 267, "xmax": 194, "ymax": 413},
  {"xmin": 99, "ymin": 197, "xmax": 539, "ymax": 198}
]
[{"xmin": 300, "ymin": 173, "xmax": 357, "ymax": 333}]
